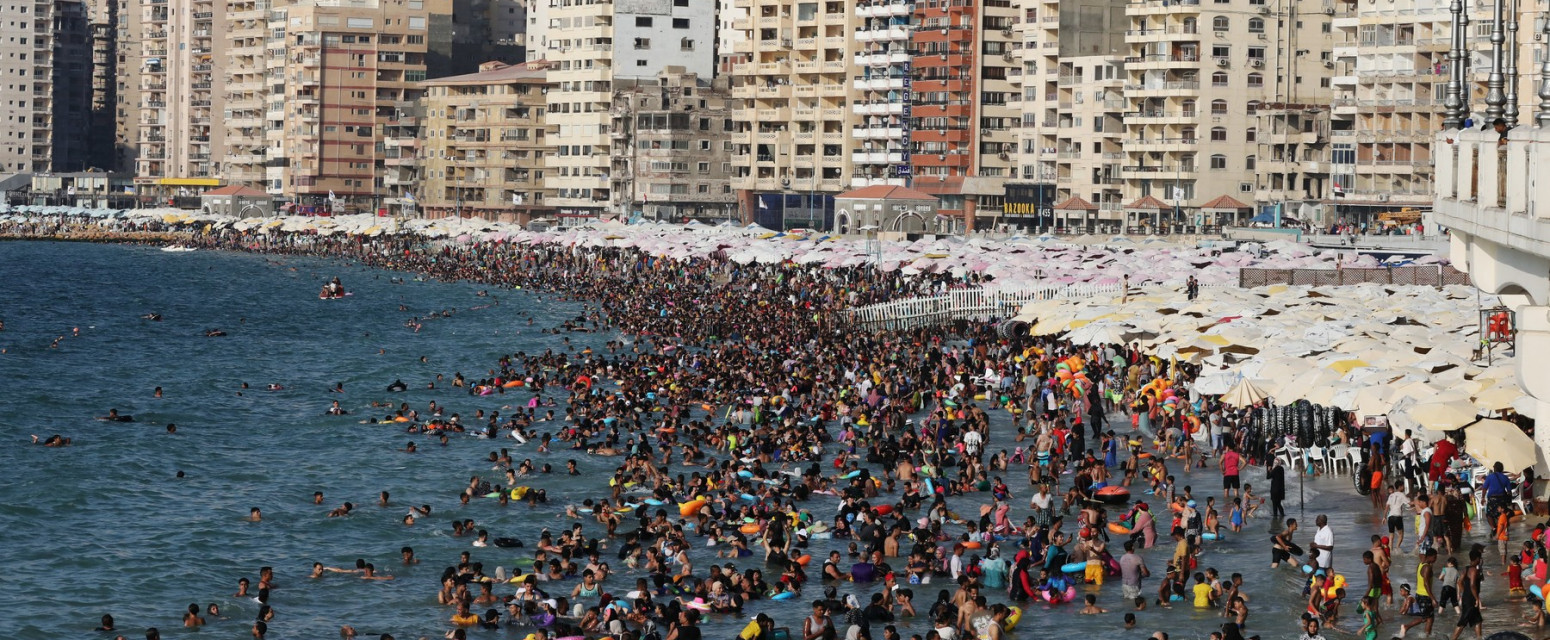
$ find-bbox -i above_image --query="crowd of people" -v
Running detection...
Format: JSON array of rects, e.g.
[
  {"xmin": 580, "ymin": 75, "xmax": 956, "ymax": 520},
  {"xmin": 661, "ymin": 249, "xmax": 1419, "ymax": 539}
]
[{"xmin": 11, "ymin": 221, "xmax": 1538, "ymax": 640}]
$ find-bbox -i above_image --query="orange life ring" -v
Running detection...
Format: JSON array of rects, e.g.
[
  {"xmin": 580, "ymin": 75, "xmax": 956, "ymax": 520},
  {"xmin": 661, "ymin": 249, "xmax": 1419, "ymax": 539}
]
[
  {"xmin": 962, "ymin": 541, "xmax": 983, "ymax": 549},
  {"xmin": 740, "ymin": 523, "xmax": 761, "ymax": 535}
]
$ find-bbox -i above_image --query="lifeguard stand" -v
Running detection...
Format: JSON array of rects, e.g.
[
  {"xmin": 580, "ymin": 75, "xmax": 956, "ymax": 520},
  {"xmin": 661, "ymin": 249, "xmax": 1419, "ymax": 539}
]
[{"xmin": 1477, "ymin": 306, "xmax": 1517, "ymax": 365}]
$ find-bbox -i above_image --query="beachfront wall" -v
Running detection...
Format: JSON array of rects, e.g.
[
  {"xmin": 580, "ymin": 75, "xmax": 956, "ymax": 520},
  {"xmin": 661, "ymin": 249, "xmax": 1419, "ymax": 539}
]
[
  {"xmin": 847, "ymin": 283, "xmax": 1122, "ymax": 331},
  {"xmin": 1431, "ymin": 125, "xmax": 1550, "ymax": 474}
]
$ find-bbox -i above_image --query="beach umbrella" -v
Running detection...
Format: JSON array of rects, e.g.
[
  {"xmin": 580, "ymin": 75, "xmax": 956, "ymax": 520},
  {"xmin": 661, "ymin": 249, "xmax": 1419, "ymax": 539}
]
[
  {"xmin": 1464, "ymin": 419, "xmax": 1543, "ymax": 474},
  {"xmin": 1220, "ymin": 379, "xmax": 1270, "ymax": 407},
  {"xmin": 1407, "ymin": 399, "xmax": 1481, "ymax": 431},
  {"xmin": 1473, "ymin": 384, "xmax": 1525, "ymax": 412},
  {"xmin": 1326, "ymin": 358, "xmax": 1370, "ymax": 374}
]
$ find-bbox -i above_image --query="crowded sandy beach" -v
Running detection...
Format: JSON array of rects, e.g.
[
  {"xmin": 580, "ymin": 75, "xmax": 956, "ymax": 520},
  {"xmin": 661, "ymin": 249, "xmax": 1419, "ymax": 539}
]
[{"xmin": 1, "ymin": 212, "xmax": 1542, "ymax": 640}]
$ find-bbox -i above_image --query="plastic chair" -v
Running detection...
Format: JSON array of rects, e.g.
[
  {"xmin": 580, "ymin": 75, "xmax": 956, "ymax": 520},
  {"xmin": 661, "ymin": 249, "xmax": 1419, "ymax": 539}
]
[
  {"xmin": 1278, "ymin": 446, "xmax": 1303, "ymax": 473},
  {"xmin": 1329, "ymin": 444, "xmax": 1351, "ymax": 475},
  {"xmin": 1305, "ymin": 446, "xmax": 1328, "ymax": 474}
]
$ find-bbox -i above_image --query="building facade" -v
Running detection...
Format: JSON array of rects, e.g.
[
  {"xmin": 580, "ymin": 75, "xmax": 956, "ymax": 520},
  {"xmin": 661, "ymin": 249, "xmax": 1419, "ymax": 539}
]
[
  {"xmin": 0, "ymin": 0, "xmax": 93, "ymax": 175},
  {"xmin": 261, "ymin": 0, "xmax": 453, "ymax": 214},
  {"xmin": 540, "ymin": 0, "xmax": 715, "ymax": 224},
  {"xmin": 729, "ymin": 0, "xmax": 855, "ymax": 229},
  {"xmin": 133, "ymin": 0, "xmax": 226, "ymax": 200},
  {"xmin": 610, "ymin": 68, "xmax": 737, "ymax": 223},
  {"xmin": 907, "ymin": 0, "xmax": 1019, "ymax": 231},
  {"xmin": 420, "ymin": 60, "xmax": 555, "ymax": 221},
  {"xmin": 1118, "ymin": 0, "xmax": 1332, "ymax": 229}
]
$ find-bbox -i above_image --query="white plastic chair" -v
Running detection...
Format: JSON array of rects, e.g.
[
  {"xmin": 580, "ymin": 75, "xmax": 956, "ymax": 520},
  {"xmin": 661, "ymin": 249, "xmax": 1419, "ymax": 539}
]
[
  {"xmin": 1278, "ymin": 446, "xmax": 1303, "ymax": 472},
  {"xmin": 1329, "ymin": 444, "xmax": 1351, "ymax": 475},
  {"xmin": 1306, "ymin": 446, "xmax": 1328, "ymax": 474}
]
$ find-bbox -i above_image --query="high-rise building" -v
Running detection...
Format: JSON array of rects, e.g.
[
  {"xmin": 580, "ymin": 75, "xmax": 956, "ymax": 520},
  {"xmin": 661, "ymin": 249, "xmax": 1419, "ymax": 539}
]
[
  {"xmin": 1013, "ymin": 0, "xmax": 1128, "ymax": 231},
  {"xmin": 905, "ymin": 0, "xmax": 1019, "ymax": 232},
  {"xmin": 1325, "ymin": 0, "xmax": 1534, "ymax": 227},
  {"xmin": 220, "ymin": 0, "xmax": 270, "ymax": 189},
  {"xmin": 0, "ymin": 0, "xmax": 92, "ymax": 175},
  {"xmin": 89, "ymin": 0, "xmax": 120, "ymax": 166},
  {"xmin": 729, "ymin": 0, "xmax": 856, "ymax": 229},
  {"xmin": 133, "ymin": 0, "xmax": 227, "ymax": 200},
  {"xmin": 609, "ymin": 67, "xmax": 737, "ymax": 223},
  {"xmin": 419, "ymin": 60, "xmax": 554, "ymax": 221},
  {"xmin": 541, "ymin": 0, "xmax": 715, "ymax": 224},
  {"xmin": 258, "ymin": 0, "xmax": 453, "ymax": 214},
  {"xmin": 448, "ymin": 0, "xmax": 525, "ymax": 74},
  {"xmin": 1118, "ymin": 0, "xmax": 1332, "ymax": 229}
]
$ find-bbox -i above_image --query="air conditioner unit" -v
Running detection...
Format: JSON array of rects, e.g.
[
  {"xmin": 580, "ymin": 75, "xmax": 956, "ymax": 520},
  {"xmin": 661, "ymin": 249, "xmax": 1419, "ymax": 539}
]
[
  {"xmin": 1323, "ymin": 6, "xmax": 1335, "ymax": 13},
  {"xmin": 1376, "ymin": 194, "xmax": 1389, "ymax": 202},
  {"xmin": 1214, "ymin": 30, "xmax": 1226, "ymax": 37},
  {"xmin": 1251, "ymin": 59, "xmax": 1264, "ymax": 68},
  {"xmin": 1001, "ymin": 28, "xmax": 1013, "ymax": 37},
  {"xmin": 1257, "ymin": 33, "xmax": 1267, "ymax": 39},
  {"xmin": 1216, "ymin": 58, "xmax": 1229, "ymax": 67},
  {"xmin": 999, "ymin": 152, "xmax": 1010, "ymax": 159},
  {"xmin": 1323, "ymin": 60, "xmax": 1334, "ymax": 67},
  {"xmin": 937, "ymin": 154, "xmax": 946, "ymax": 159},
  {"xmin": 1003, "ymin": 51, "xmax": 1015, "ymax": 60},
  {"xmin": 981, "ymin": 128, "xmax": 993, "ymax": 135},
  {"xmin": 1259, "ymin": 6, "xmax": 1271, "ymax": 14}
]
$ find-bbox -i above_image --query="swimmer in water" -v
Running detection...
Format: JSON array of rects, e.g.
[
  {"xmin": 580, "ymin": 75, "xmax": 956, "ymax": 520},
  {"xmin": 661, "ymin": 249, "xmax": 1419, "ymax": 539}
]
[
  {"xmin": 327, "ymin": 502, "xmax": 354, "ymax": 517},
  {"xmin": 249, "ymin": 507, "xmax": 262, "ymax": 522},
  {"xmin": 31, "ymin": 434, "xmax": 71, "ymax": 446},
  {"xmin": 154, "ymin": 387, "xmax": 163, "ymax": 398},
  {"xmin": 97, "ymin": 409, "xmax": 133, "ymax": 422}
]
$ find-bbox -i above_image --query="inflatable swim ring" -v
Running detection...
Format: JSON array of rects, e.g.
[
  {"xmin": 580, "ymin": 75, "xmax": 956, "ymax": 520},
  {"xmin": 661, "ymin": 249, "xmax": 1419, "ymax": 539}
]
[
  {"xmin": 679, "ymin": 498, "xmax": 707, "ymax": 517},
  {"xmin": 1094, "ymin": 486, "xmax": 1131, "ymax": 504},
  {"xmin": 740, "ymin": 523, "xmax": 761, "ymax": 535},
  {"xmin": 1108, "ymin": 523, "xmax": 1134, "ymax": 535},
  {"xmin": 1059, "ymin": 561, "xmax": 1087, "ymax": 574}
]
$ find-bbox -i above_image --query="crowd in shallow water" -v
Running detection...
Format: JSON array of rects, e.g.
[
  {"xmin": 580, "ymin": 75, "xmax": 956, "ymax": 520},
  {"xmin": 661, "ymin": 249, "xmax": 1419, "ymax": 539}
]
[{"xmin": 20, "ymin": 225, "xmax": 1541, "ymax": 640}]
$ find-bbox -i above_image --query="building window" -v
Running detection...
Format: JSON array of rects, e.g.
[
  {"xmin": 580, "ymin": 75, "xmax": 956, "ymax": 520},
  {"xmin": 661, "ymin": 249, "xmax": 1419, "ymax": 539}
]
[
  {"xmin": 634, "ymin": 37, "xmax": 650, "ymax": 49},
  {"xmin": 1246, "ymin": 155, "xmax": 1256, "ymax": 170},
  {"xmin": 636, "ymin": 16, "xmax": 653, "ymax": 26},
  {"xmin": 673, "ymin": 17, "xmax": 689, "ymax": 28},
  {"xmin": 1248, "ymin": 18, "xmax": 1264, "ymax": 33},
  {"xmin": 1211, "ymin": 154, "xmax": 1228, "ymax": 169},
  {"xmin": 1245, "ymin": 127, "xmax": 1257, "ymax": 142},
  {"xmin": 1247, "ymin": 73, "xmax": 1263, "ymax": 87},
  {"xmin": 1211, "ymin": 45, "xmax": 1229, "ymax": 59},
  {"xmin": 1210, "ymin": 99, "xmax": 1228, "ymax": 115},
  {"xmin": 1210, "ymin": 127, "xmax": 1227, "ymax": 141},
  {"xmin": 1212, "ymin": 16, "xmax": 1228, "ymax": 30},
  {"xmin": 680, "ymin": 38, "xmax": 694, "ymax": 50},
  {"xmin": 1211, "ymin": 72, "xmax": 1228, "ymax": 87}
]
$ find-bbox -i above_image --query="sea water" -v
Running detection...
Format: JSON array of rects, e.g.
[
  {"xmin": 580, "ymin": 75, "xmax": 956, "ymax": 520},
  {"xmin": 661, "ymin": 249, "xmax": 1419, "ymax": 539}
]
[{"xmin": 0, "ymin": 242, "xmax": 1527, "ymax": 639}]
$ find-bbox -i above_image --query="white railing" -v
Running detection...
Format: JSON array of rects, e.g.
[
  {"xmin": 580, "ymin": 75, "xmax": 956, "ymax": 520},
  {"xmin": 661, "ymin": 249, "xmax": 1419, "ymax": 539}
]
[{"xmin": 848, "ymin": 283, "xmax": 1123, "ymax": 330}]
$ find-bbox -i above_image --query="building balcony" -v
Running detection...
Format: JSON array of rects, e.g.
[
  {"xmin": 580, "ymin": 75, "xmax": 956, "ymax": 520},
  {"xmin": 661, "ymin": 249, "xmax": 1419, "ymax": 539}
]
[
  {"xmin": 1124, "ymin": 80, "xmax": 1200, "ymax": 95},
  {"xmin": 851, "ymin": 101, "xmax": 906, "ymax": 116},
  {"xmin": 854, "ymin": 51, "xmax": 911, "ymax": 66},
  {"xmin": 851, "ymin": 150, "xmax": 905, "ymax": 164},
  {"xmin": 852, "ymin": 125, "xmax": 906, "ymax": 140},
  {"xmin": 854, "ymin": 27, "xmax": 910, "ymax": 43},
  {"xmin": 1431, "ymin": 127, "xmax": 1550, "ymax": 308},
  {"xmin": 855, "ymin": 1, "xmax": 912, "ymax": 18},
  {"xmin": 1125, "ymin": 137, "xmax": 1197, "ymax": 152}
]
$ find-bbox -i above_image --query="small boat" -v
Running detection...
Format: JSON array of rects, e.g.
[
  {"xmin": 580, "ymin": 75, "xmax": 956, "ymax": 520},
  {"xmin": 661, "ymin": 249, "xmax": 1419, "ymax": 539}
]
[{"xmin": 161, "ymin": 245, "xmax": 196, "ymax": 253}]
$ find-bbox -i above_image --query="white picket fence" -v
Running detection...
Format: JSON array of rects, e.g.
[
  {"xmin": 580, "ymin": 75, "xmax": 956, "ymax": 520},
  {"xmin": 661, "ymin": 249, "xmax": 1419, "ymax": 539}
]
[{"xmin": 848, "ymin": 283, "xmax": 1124, "ymax": 330}]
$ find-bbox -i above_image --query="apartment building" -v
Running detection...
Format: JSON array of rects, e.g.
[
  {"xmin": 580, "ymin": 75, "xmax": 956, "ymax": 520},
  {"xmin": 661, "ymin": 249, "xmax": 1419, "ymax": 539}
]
[
  {"xmin": 221, "ymin": 0, "xmax": 268, "ymax": 189},
  {"xmin": 1325, "ymin": 0, "xmax": 1534, "ymax": 226},
  {"xmin": 730, "ymin": 0, "xmax": 856, "ymax": 230},
  {"xmin": 609, "ymin": 68, "xmax": 737, "ymax": 222},
  {"xmin": 1013, "ymin": 0, "xmax": 1128, "ymax": 230},
  {"xmin": 133, "ymin": 0, "xmax": 226, "ymax": 200},
  {"xmin": 540, "ymin": 0, "xmax": 714, "ymax": 225},
  {"xmin": 907, "ymin": 0, "xmax": 1019, "ymax": 231},
  {"xmin": 1251, "ymin": 102, "xmax": 1329, "ymax": 224},
  {"xmin": 259, "ymin": 0, "xmax": 453, "ymax": 214},
  {"xmin": 848, "ymin": 0, "xmax": 912, "ymax": 195},
  {"xmin": 1118, "ymin": 0, "xmax": 1333, "ymax": 229},
  {"xmin": 0, "ymin": 0, "xmax": 92, "ymax": 175},
  {"xmin": 419, "ymin": 60, "xmax": 553, "ymax": 221},
  {"xmin": 89, "ymin": 0, "xmax": 118, "ymax": 165}
]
